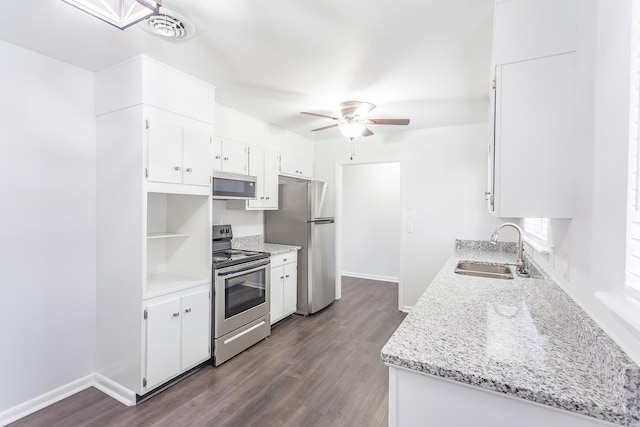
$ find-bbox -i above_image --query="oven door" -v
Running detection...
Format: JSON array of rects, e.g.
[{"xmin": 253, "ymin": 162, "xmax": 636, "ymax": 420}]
[{"xmin": 214, "ymin": 258, "xmax": 270, "ymax": 338}]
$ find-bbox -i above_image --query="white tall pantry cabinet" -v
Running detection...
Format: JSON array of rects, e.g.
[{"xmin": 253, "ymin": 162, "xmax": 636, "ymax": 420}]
[{"xmin": 95, "ymin": 56, "xmax": 215, "ymax": 404}]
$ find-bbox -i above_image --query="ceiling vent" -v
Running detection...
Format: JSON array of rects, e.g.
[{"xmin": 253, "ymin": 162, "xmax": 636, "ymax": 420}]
[{"xmin": 140, "ymin": 8, "xmax": 195, "ymax": 40}]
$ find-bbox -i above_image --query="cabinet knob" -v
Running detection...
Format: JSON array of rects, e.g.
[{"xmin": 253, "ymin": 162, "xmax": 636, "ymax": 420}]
[
  {"xmin": 173, "ymin": 312, "xmax": 180, "ymax": 317},
  {"xmin": 266, "ymin": 196, "xmax": 270, "ymax": 200},
  {"xmin": 215, "ymin": 155, "xmax": 221, "ymax": 160},
  {"xmin": 280, "ymin": 276, "xmax": 284, "ymax": 279},
  {"xmin": 224, "ymin": 157, "xmax": 229, "ymax": 161},
  {"xmin": 186, "ymin": 168, "xmax": 192, "ymax": 173},
  {"xmin": 285, "ymin": 274, "xmax": 290, "ymax": 278},
  {"xmin": 283, "ymin": 258, "xmax": 287, "ymax": 262},
  {"xmin": 174, "ymin": 166, "xmax": 181, "ymax": 171},
  {"xmin": 185, "ymin": 308, "xmax": 192, "ymax": 313},
  {"xmin": 260, "ymin": 196, "xmax": 264, "ymax": 200}
]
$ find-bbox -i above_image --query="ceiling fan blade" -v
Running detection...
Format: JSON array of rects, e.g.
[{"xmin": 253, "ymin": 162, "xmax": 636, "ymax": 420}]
[
  {"xmin": 311, "ymin": 123, "xmax": 340, "ymax": 132},
  {"xmin": 301, "ymin": 111, "xmax": 340, "ymax": 121},
  {"xmin": 362, "ymin": 128, "xmax": 374, "ymax": 137},
  {"xmin": 354, "ymin": 102, "xmax": 376, "ymax": 117},
  {"xmin": 366, "ymin": 118, "xmax": 410, "ymax": 126}
]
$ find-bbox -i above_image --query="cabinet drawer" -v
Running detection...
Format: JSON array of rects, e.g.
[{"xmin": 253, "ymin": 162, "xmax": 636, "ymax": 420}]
[{"xmin": 270, "ymin": 252, "xmax": 296, "ymax": 269}]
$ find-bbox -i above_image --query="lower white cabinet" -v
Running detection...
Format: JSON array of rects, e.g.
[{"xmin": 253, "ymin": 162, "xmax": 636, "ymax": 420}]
[
  {"xmin": 270, "ymin": 252, "xmax": 298, "ymax": 324},
  {"xmin": 143, "ymin": 285, "xmax": 210, "ymax": 392}
]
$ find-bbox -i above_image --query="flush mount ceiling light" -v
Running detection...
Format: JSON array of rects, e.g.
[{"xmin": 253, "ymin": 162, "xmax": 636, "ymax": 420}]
[
  {"xmin": 140, "ymin": 8, "xmax": 195, "ymax": 40},
  {"xmin": 61, "ymin": 0, "xmax": 161, "ymax": 30}
]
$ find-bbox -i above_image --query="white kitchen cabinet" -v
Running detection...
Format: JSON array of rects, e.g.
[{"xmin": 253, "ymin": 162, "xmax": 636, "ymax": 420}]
[
  {"xmin": 493, "ymin": 0, "xmax": 577, "ymax": 65},
  {"xmin": 96, "ymin": 55, "xmax": 215, "ymax": 124},
  {"xmin": 270, "ymin": 252, "xmax": 298, "ymax": 324},
  {"xmin": 143, "ymin": 285, "xmax": 210, "ymax": 392},
  {"xmin": 247, "ymin": 147, "xmax": 279, "ymax": 210},
  {"xmin": 212, "ymin": 136, "xmax": 249, "ymax": 175},
  {"xmin": 488, "ymin": 52, "xmax": 575, "ymax": 218},
  {"xmin": 95, "ymin": 57, "xmax": 213, "ymax": 403},
  {"xmin": 279, "ymin": 153, "xmax": 313, "ymax": 180},
  {"xmin": 388, "ymin": 367, "xmax": 612, "ymax": 427},
  {"xmin": 146, "ymin": 118, "xmax": 212, "ymax": 187}
]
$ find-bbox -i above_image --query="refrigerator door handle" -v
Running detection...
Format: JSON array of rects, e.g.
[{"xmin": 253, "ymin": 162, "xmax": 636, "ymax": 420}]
[{"xmin": 310, "ymin": 219, "xmax": 335, "ymax": 224}]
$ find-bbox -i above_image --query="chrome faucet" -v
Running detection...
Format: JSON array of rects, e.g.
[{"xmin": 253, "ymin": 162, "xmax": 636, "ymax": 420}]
[{"xmin": 489, "ymin": 222, "xmax": 530, "ymax": 277}]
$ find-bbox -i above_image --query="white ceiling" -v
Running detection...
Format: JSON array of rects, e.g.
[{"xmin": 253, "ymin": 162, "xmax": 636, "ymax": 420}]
[{"xmin": 0, "ymin": 0, "xmax": 495, "ymax": 141}]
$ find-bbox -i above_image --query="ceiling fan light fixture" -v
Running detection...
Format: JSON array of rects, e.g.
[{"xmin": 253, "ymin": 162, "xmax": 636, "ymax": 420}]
[
  {"xmin": 339, "ymin": 123, "xmax": 365, "ymax": 139},
  {"xmin": 61, "ymin": 0, "xmax": 161, "ymax": 30}
]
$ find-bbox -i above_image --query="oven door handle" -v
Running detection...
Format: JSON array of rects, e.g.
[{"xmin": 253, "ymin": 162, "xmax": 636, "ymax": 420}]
[{"xmin": 216, "ymin": 259, "xmax": 270, "ymax": 277}]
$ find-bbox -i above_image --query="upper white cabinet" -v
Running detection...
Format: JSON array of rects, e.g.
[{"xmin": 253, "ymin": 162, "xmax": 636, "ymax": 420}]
[
  {"xmin": 487, "ymin": 0, "xmax": 576, "ymax": 218},
  {"xmin": 492, "ymin": 0, "xmax": 577, "ymax": 65},
  {"xmin": 490, "ymin": 53, "xmax": 576, "ymax": 218},
  {"xmin": 279, "ymin": 154, "xmax": 313, "ymax": 180},
  {"xmin": 146, "ymin": 118, "xmax": 212, "ymax": 187},
  {"xmin": 247, "ymin": 147, "xmax": 279, "ymax": 210},
  {"xmin": 212, "ymin": 137, "xmax": 249, "ymax": 175},
  {"xmin": 96, "ymin": 55, "xmax": 215, "ymax": 124}
]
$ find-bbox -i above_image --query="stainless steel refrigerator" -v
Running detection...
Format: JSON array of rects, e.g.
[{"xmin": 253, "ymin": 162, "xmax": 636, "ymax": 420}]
[{"xmin": 265, "ymin": 180, "xmax": 336, "ymax": 315}]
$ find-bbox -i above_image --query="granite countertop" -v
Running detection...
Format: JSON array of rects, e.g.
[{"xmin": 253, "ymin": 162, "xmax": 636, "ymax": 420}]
[
  {"xmin": 381, "ymin": 240, "xmax": 640, "ymax": 426},
  {"xmin": 232, "ymin": 235, "xmax": 301, "ymax": 255}
]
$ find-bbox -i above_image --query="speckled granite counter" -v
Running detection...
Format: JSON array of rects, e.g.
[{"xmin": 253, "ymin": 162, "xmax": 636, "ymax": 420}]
[
  {"xmin": 232, "ymin": 235, "xmax": 300, "ymax": 255},
  {"xmin": 381, "ymin": 240, "xmax": 640, "ymax": 426}
]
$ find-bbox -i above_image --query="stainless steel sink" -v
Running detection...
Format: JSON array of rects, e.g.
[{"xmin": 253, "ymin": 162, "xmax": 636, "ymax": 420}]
[{"xmin": 454, "ymin": 261, "xmax": 514, "ymax": 280}]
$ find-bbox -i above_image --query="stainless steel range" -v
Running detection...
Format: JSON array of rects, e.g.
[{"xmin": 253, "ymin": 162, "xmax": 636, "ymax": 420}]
[{"xmin": 212, "ymin": 225, "xmax": 270, "ymax": 366}]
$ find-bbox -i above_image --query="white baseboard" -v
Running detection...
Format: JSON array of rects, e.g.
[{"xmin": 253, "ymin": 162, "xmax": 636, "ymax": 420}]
[
  {"xmin": 0, "ymin": 374, "xmax": 93, "ymax": 427},
  {"xmin": 401, "ymin": 305, "xmax": 413, "ymax": 313},
  {"xmin": 93, "ymin": 373, "xmax": 136, "ymax": 406},
  {"xmin": 342, "ymin": 271, "xmax": 399, "ymax": 283}
]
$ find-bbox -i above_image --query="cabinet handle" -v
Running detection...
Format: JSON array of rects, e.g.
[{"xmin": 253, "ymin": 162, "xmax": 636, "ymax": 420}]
[
  {"xmin": 260, "ymin": 196, "xmax": 264, "ymax": 200},
  {"xmin": 173, "ymin": 312, "xmax": 180, "ymax": 317},
  {"xmin": 224, "ymin": 157, "xmax": 229, "ymax": 161},
  {"xmin": 185, "ymin": 308, "xmax": 192, "ymax": 313},
  {"xmin": 266, "ymin": 197, "xmax": 270, "ymax": 200},
  {"xmin": 285, "ymin": 275, "xmax": 290, "ymax": 278},
  {"xmin": 185, "ymin": 168, "xmax": 192, "ymax": 173},
  {"xmin": 283, "ymin": 258, "xmax": 287, "ymax": 262},
  {"xmin": 280, "ymin": 276, "xmax": 285, "ymax": 279},
  {"xmin": 215, "ymin": 155, "xmax": 221, "ymax": 160},
  {"xmin": 174, "ymin": 166, "xmax": 181, "ymax": 171}
]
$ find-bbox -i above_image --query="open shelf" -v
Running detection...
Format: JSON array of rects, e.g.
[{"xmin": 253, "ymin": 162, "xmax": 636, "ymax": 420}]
[
  {"xmin": 147, "ymin": 232, "xmax": 190, "ymax": 239},
  {"xmin": 146, "ymin": 270, "xmax": 210, "ymax": 297}
]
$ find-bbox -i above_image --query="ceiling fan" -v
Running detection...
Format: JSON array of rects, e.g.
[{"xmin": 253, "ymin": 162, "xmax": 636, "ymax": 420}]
[{"xmin": 300, "ymin": 101, "xmax": 410, "ymax": 140}]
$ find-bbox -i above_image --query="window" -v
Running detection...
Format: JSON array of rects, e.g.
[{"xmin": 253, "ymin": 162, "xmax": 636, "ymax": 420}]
[
  {"xmin": 626, "ymin": 0, "xmax": 640, "ymax": 299},
  {"xmin": 523, "ymin": 218, "xmax": 552, "ymax": 253}
]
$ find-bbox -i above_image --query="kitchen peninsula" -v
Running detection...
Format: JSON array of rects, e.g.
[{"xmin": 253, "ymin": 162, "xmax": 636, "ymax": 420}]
[{"xmin": 382, "ymin": 240, "xmax": 640, "ymax": 427}]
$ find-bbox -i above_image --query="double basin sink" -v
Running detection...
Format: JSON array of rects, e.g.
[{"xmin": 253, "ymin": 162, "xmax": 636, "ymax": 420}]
[{"xmin": 454, "ymin": 261, "xmax": 514, "ymax": 280}]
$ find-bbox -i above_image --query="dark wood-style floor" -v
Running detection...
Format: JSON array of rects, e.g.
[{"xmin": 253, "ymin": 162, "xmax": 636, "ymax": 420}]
[{"xmin": 11, "ymin": 277, "xmax": 406, "ymax": 427}]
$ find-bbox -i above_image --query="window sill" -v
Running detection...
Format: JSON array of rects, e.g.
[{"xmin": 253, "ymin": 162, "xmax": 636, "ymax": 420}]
[
  {"xmin": 523, "ymin": 235, "xmax": 554, "ymax": 254},
  {"xmin": 594, "ymin": 291, "xmax": 640, "ymax": 333}
]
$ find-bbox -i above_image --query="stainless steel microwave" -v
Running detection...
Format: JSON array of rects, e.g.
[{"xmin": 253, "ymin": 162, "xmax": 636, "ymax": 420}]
[{"xmin": 212, "ymin": 171, "xmax": 257, "ymax": 200}]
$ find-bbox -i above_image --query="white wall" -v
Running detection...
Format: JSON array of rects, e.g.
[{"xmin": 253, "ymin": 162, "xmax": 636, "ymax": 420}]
[
  {"xmin": 315, "ymin": 124, "xmax": 509, "ymax": 310},
  {"xmin": 523, "ymin": 0, "xmax": 640, "ymax": 365},
  {"xmin": 212, "ymin": 103, "xmax": 315, "ymax": 237},
  {"xmin": 341, "ymin": 163, "xmax": 401, "ymax": 281},
  {"xmin": 0, "ymin": 41, "xmax": 96, "ymax": 412}
]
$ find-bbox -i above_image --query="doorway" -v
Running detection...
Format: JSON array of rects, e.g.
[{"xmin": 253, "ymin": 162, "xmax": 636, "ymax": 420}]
[{"xmin": 336, "ymin": 162, "xmax": 402, "ymax": 306}]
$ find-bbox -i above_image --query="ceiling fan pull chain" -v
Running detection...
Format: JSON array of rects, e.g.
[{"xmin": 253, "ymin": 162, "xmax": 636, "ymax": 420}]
[{"xmin": 350, "ymin": 139, "xmax": 355, "ymax": 160}]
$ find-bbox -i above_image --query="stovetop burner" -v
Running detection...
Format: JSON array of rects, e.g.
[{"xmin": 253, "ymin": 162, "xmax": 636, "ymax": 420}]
[{"xmin": 212, "ymin": 225, "xmax": 269, "ymax": 269}]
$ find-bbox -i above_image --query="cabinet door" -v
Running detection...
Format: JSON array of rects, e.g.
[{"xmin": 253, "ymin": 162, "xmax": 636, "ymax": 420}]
[
  {"xmin": 222, "ymin": 139, "xmax": 248, "ymax": 175},
  {"xmin": 145, "ymin": 296, "xmax": 182, "ymax": 390},
  {"xmin": 247, "ymin": 146, "xmax": 265, "ymax": 209},
  {"xmin": 263, "ymin": 150, "xmax": 280, "ymax": 209},
  {"xmin": 147, "ymin": 119, "xmax": 183, "ymax": 184},
  {"xmin": 283, "ymin": 262, "xmax": 298, "ymax": 317},
  {"xmin": 270, "ymin": 267, "xmax": 284, "ymax": 325},
  {"xmin": 212, "ymin": 137, "xmax": 223, "ymax": 171},
  {"xmin": 182, "ymin": 127, "xmax": 212, "ymax": 186},
  {"xmin": 181, "ymin": 288, "xmax": 211, "ymax": 370},
  {"xmin": 494, "ymin": 52, "xmax": 575, "ymax": 218},
  {"xmin": 297, "ymin": 157, "xmax": 313, "ymax": 179}
]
